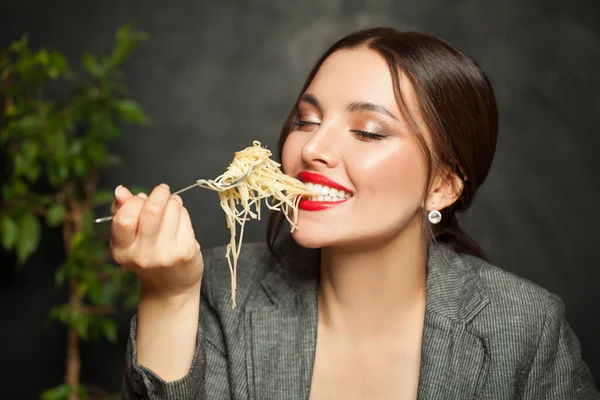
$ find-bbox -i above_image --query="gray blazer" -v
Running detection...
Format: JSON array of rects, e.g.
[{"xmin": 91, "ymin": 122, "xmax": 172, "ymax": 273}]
[{"xmin": 122, "ymin": 238, "xmax": 599, "ymax": 399}]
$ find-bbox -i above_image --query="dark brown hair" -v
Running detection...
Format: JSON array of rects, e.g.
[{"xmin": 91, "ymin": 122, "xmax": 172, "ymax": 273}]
[{"xmin": 267, "ymin": 27, "xmax": 498, "ymax": 260}]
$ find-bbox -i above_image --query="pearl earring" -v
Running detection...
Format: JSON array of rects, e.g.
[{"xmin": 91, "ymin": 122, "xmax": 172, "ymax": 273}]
[{"xmin": 428, "ymin": 203, "xmax": 442, "ymax": 224}]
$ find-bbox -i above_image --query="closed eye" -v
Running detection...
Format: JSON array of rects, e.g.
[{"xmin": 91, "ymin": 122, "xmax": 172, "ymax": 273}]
[
  {"xmin": 352, "ymin": 130, "xmax": 387, "ymax": 141},
  {"xmin": 291, "ymin": 120, "xmax": 320, "ymax": 132}
]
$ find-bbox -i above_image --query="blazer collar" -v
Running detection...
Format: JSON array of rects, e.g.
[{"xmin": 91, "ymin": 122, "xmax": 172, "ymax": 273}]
[
  {"xmin": 251, "ymin": 237, "xmax": 490, "ymax": 322},
  {"xmin": 245, "ymin": 238, "xmax": 491, "ymax": 399}
]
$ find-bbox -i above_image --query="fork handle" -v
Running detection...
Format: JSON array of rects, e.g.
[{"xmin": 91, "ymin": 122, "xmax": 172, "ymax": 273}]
[{"xmin": 94, "ymin": 182, "xmax": 202, "ymax": 224}]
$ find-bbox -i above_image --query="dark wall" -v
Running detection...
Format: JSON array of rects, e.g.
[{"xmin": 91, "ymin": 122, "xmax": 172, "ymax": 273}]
[{"xmin": 1, "ymin": 0, "xmax": 599, "ymax": 397}]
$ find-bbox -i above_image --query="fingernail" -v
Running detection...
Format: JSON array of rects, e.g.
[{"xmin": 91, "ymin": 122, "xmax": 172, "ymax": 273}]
[
  {"xmin": 173, "ymin": 194, "xmax": 183, "ymax": 205},
  {"xmin": 160, "ymin": 183, "xmax": 170, "ymax": 190},
  {"xmin": 137, "ymin": 192, "xmax": 148, "ymax": 200},
  {"xmin": 115, "ymin": 185, "xmax": 123, "ymax": 198}
]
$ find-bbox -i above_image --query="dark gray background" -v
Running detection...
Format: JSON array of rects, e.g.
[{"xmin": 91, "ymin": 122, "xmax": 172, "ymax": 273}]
[{"xmin": 1, "ymin": 0, "xmax": 599, "ymax": 397}]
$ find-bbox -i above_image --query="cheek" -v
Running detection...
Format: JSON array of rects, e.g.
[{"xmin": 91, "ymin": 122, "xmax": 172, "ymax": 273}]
[
  {"xmin": 353, "ymin": 141, "xmax": 427, "ymax": 202},
  {"xmin": 281, "ymin": 132, "xmax": 304, "ymax": 175}
]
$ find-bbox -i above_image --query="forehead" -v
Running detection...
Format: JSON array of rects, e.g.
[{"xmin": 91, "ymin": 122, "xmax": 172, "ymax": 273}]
[{"xmin": 305, "ymin": 47, "xmax": 415, "ymax": 114}]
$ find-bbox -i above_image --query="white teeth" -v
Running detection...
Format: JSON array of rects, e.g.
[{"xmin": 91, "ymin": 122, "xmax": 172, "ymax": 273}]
[{"xmin": 302, "ymin": 182, "xmax": 353, "ymax": 202}]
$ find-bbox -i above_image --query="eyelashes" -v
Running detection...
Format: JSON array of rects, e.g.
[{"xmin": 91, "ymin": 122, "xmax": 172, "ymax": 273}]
[
  {"xmin": 291, "ymin": 120, "xmax": 388, "ymax": 142},
  {"xmin": 351, "ymin": 130, "xmax": 387, "ymax": 141}
]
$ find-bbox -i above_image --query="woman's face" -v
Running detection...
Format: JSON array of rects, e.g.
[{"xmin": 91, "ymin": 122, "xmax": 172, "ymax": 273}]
[{"xmin": 282, "ymin": 47, "xmax": 430, "ymax": 249}]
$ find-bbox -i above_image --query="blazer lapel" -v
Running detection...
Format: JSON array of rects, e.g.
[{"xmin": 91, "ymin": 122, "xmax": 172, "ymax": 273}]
[
  {"xmin": 417, "ymin": 245, "xmax": 491, "ymax": 399},
  {"xmin": 417, "ymin": 313, "xmax": 489, "ymax": 399},
  {"xmin": 245, "ymin": 241, "xmax": 319, "ymax": 400},
  {"xmin": 245, "ymin": 238, "xmax": 491, "ymax": 400}
]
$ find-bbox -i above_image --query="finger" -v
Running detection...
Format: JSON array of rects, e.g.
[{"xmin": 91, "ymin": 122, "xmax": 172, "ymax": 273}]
[
  {"xmin": 158, "ymin": 195, "xmax": 183, "ymax": 242},
  {"xmin": 110, "ymin": 185, "xmax": 135, "ymax": 216},
  {"xmin": 137, "ymin": 184, "xmax": 171, "ymax": 241},
  {"xmin": 110, "ymin": 194, "xmax": 146, "ymax": 250},
  {"xmin": 176, "ymin": 206, "xmax": 200, "ymax": 257}
]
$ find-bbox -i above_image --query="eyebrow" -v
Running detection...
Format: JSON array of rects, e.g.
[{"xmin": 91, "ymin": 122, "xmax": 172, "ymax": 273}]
[{"xmin": 298, "ymin": 93, "xmax": 399, "ymax": 121}]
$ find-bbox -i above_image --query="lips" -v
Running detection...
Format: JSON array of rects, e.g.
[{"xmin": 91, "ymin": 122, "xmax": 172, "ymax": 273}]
[
  {"xmin": 296, "ymin": 171, "xmax": 353, "ymax": 211},
  {"xmin": 298, "ymin": 199, "xmax": 346, "ymax": 211}
]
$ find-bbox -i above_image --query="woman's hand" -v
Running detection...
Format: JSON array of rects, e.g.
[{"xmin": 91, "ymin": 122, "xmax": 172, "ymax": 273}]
[{"xmin": 109, "ymin": 184, "xmax": 204, "ymax": 303}]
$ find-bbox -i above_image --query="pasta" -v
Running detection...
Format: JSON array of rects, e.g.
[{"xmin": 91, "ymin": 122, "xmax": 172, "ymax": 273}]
[{"xmin": 195, "ymin": 141, "xmax": 313, "ymax": 307}]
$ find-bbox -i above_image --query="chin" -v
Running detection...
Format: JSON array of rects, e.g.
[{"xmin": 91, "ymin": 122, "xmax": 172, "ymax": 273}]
[{"xmin": 290, "ymin": 228, "xmax": 331, "ymax": 249}]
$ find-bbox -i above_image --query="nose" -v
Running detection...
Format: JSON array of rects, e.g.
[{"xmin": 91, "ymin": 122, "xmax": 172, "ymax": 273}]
[{"xmin": 300, "ymin": 124, "xmax": 341, "ymax": 169}]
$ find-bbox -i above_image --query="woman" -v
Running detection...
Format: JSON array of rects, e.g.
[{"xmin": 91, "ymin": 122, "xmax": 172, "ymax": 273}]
[{"xmin": 113, "ymin": 28, "xmax": 599, "ymax": 399}]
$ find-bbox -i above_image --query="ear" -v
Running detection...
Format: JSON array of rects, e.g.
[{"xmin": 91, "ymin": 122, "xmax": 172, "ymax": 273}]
[{"xmin": 423, "ymin": 167, "xmax": 464, "ymax": 212}]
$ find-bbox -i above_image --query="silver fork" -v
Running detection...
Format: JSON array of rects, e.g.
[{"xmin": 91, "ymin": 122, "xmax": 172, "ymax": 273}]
[{"xmin": 94, "ymin": 166, "xmax": 254, "ymax": 224}]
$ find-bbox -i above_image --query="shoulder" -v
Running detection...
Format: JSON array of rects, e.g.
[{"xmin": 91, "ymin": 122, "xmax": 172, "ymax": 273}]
[
  {"xmin": 465, "ymin": 252, "xmax": 565, "ymax": 321},
  {"xmin": 455, "ymin": 252, "xmax": 598, "ymax": 394},
  {"xmin": 200, "ymin": 241, "xmax": 278, "ymax": 309},
  {"xmin": 454, "ymin": 250, "xmax": 568, "ymax": 351}
]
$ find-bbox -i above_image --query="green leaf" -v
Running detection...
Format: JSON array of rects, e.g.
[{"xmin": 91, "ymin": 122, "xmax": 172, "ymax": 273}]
[
  {"xmin": 49, "ymin": 51, "xmax": 68, "ymax": 76},
  {"xmin": 72, "ymin": 155, "xmax": 89, "ymax": 178},
  {"xmin": 8, "ymin": 35, "xmax": 28, "ymax": 53},
  {"xmin": 68, "ymin": 139, "xmax": 83, "ymax": 155},
  {"xmin": 24, "ymin": 162, "xmax": 41, "ymax": 182},
  {"xmin": 71, "ymin": 312, "xmax": 90, "ymax": 340},
  {"xmin": 5, "ymin": 99, "xmax": 17, "ymax": 116},
  {"xmin": 88, "ymin": 278, "xmax": 103, "ymax": 305},
  {"xmin": 49, "ymin": 304, "xmax": 70, "ymax": 323},
  {"xmin": 39, "ymin": 195, "xmax": 55, "ymax": 206},
  {"xmin": 58, "ymin": 162, "xmax": 69, "ymax": 181},
  {"xmin": 14, "ymin": 153, "xmax": 28, "ymax": 177},
  {"xmin": 93, "ymin": 189, "xmax": 114, "ymax": 204},
  {"xmin": 47, "ymin": 67, "xmax": 60, "ymax": 79},
  {"xmin": 70, "ymin": 231, "xmax": 84, "ymax": 250},
  {"xmin": 82, "ymin": 53, "xmax": 103, "ymax": 78},
  {"xmin": 99, "ymin": 277, "xmax": 121, "ymax": 305},
  {"xmin": 100, "ymin": 318, "xmax": 118, "ymax": 343},
  {"xmin": 55, "ymin": 263, "xmax": 67, "ymax": 286},
  {"xmin": 16, "ymin": 212, "xmax": 41, "ymax": 265},
  {"xmin": 46, "ymin": 203, "xmax": 65, "ymax": 227},
  {"xmin": 98, "ymin": 119, "xmax": 121, "ymax": 139},
  {"xmin": 41, "ymin": 384, "xmax": 72, "ymax": 400},
  {"xmin": 1, "ymin": 216, "xmax": 19, "ymax": 250},
  {"xmin": 21, "ymin": 140, "xmax": 40, "ymax": 159},
  {"xmin": 81, "ymin": 211, "xmax": 95, "ymax": 236},
  {"xmin": 12, "ymin": 180, "xmax": 29, "ymax": 196},
  {"xmin": 112, "ymin": 99, "xmax": 150, "ymax": 125},
  {"xmin": 107, "ymin": 25, "xmax": 148, "ymax": 69},
  {"xmin": 84, "ymin": 140, "xmax": 107, "ymax": 163},
  {"xmin": 77, "ymin": 280, "xmax": 90, "ymax": 297},
  {"xmin": 35, "ymin": 48, "xmax": 50, "ymax": 66},
  {"xmin": 12, "ymin": 115, "xmax": 38, "ymax": 134}
]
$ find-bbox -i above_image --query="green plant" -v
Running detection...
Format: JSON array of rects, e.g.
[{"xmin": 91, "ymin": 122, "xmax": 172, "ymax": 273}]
[{"xmin": 0, "ymin": 25, "xmax": 149, "ymax": 400}]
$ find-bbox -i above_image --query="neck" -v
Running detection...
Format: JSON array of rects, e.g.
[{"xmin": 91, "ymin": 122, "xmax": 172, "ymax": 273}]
[{"xmin": 318, "ymin": 218, "xmax": 428, "ymax": 339}]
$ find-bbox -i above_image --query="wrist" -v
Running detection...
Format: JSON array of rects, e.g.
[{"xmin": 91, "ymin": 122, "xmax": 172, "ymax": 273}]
[{"xmin": 139, "ymin": 281, "xmax": 201, "ymax": 312}]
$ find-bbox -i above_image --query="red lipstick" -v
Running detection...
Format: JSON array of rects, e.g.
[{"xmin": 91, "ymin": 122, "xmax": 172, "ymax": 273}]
[{"xmin": 296, "ymin": 171, "xmax": 353, "ymax": 211}]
